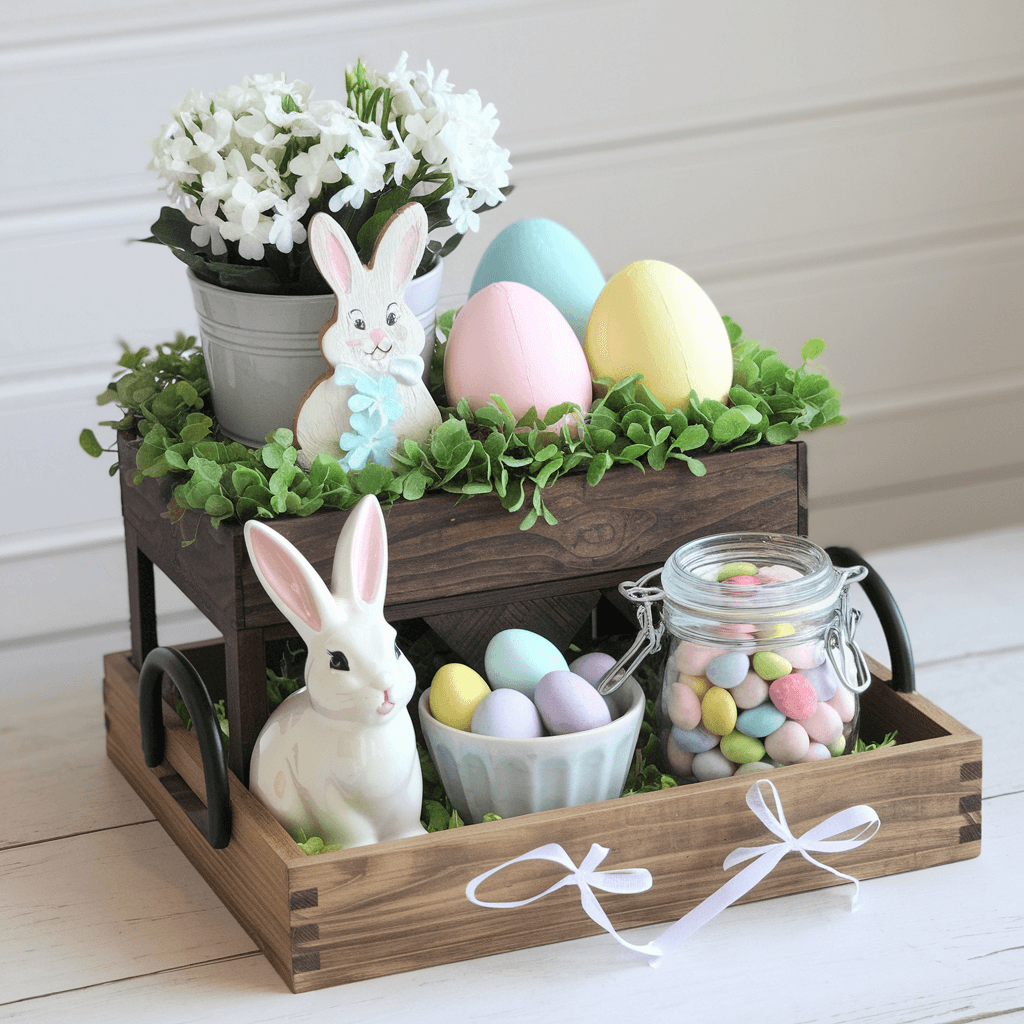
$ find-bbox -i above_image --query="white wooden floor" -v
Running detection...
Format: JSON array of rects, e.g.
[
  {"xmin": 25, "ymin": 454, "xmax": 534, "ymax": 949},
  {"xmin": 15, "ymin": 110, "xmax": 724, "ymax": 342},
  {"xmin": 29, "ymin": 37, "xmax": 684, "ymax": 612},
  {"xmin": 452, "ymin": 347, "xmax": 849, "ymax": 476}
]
[{"xmin": 2, "ymin": 526, "xmax": 1022, "ymax": 1023}]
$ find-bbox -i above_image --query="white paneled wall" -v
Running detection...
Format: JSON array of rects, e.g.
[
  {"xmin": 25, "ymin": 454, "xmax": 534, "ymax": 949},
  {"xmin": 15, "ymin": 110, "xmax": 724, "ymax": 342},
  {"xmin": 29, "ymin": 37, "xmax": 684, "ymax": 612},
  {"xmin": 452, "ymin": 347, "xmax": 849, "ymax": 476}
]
[{"xmin": 2, "ymin": 0, "xmax": 1022, "ymax": 696}]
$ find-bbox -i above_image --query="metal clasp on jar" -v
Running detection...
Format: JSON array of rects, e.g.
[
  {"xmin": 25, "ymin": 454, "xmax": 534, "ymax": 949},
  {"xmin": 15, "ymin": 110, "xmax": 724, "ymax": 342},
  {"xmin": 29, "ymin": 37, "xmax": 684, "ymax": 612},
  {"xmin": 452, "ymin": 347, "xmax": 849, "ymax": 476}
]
[
  {"xmin": 826, "ymin": 565, "xmax": 872, "ymax": 693},
  {"xmin": 595, "ymin": 570, "xmax": 666, "ymax": 695}
]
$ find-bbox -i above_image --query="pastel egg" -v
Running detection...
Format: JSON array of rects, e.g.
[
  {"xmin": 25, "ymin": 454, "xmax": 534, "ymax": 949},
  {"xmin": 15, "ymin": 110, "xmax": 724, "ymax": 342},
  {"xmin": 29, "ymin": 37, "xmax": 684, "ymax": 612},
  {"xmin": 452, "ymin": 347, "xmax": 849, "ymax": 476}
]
[
  {"xmin": 705, "ymin": 652, "xmax": 750, "ymax": 689},
  {"xmin": 534, "ymin": 670, "xmax": 612, "ymax": 735},
  {"xmin": 720, "ymin": 730, "xmax": 767, "ymax": 765},
  {"xmin": 764, "ymin": 721, "xmax": 811, "ymax": 764},
  {"xmin": 828, "ymin": 735, "xmax": 849, "ymax": 757},
  {"xmin": 756, "ymin": 622, "xmax": 796, "ymax": 641},
  {"xmin": 484, "ymin": 629, "xmax": 568, "ymax": 698},
  {"xmin": 799, "ymin": 742, "xmax": 833, "ymax": 763},
  {"xmin": 784, "ymin": 643, "xmax": 826, "ymax": 670},
  {"xmin": 568, "ymin": 651, "xmax": 616, "ymax": 686},
  {"xmin": 471, "ymin": 688, "xmax": 544, "ymax": 738},
  {"xmin": 768, "ymin": 673, "xmax": 819, "ymax": 720},
  {"xmin": 736, "ymin": 702, "xmax": 787, "ymax": 738},
  {"xmin": 469, "ymin": 219, "xmax": 605, "ymax": 341},
  {"xmin": 429, "ymin": 664, "xmax": 491, "ymax": 731},
  {"xmin": 756, "ymin": 564, "xmax": 804, "ymax": 584},
  {"xmin": 803, "ymin": 660, "xmax": 840, "ymax": 701},
  {"xmin": 735, "ymin": 760, "xmax": 775, "ymax": 775},
  {"xmin": 723, "ymin": 575, "xmax": 762, "ymax": 587},
  {"xmin": 680, "ymin": 674, "xmax": 713, "ymax": 700},
  {"xmin": 752, "ymin": 651, "xmax": 792, "ymax": 681},
  {"xmin": 731, "ymin": 671, "xmax": 770, "ymax": 709},
  {"xmin": 674, "ymin": 641, "xmax": 727, "ymax": 677},
  {"xmin": 800, "ymin": 702, "xmax": 844, "ymax": 745},
  {"xmin": 701, "ymin": 686, "xmax": 738, "ymax": 736},
  {"xmin": 717, "ymin": 562, "xmax": 758, "ymax": 581},
  {"xmin": 444, "ymin": 282, "xmax": 593, "ymax": 424},
  {"xmin": 666, "ymin": 734, "xmax": 696, "ymax": 776},
  {"xmin": 692, "ymin": 748, "xmax": 738, "ymax": 782},
  {"xmin": 671, "ymin": 723, "xmax": 720, "ymax": 753},
  {"xmin": 666, "ymin": 681, "xmax": 703, "ymax": 731},
  {"xmin": 827, "ymin": 685, "xmax": 857, "ymax": 723},
  {"xmin": 583, "ymin": 260, "xmax": 733, "ymax": 412}
]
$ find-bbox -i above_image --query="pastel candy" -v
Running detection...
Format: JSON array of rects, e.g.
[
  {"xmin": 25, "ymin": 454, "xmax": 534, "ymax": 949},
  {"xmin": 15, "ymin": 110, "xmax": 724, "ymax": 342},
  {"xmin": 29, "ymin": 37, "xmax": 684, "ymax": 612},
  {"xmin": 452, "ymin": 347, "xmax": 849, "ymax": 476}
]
[
  {"xmin": 800, "ymin": 701, "xmax": 844, "ymax": 745},
  {"xmin": 666, "ymin": 681, "xmax": 702, "ymax": 731},
  {"xmin": 799, "ymin": 742, "xmax": 832, "ymax": 762},
  {"xmin": 827, "ymin": 685, "xmax": 856, "ymax": 723},
  {"xmin": 803, "ymin": 660, "xmax": 840, "ymax": 701},
  {"xmin": 731, "ymin": 671, "xmax": 770, "ymax": 709},
  {"xmin": 724, "ymin": 575, "xmax": 762, "ymax": 586},
  {"xmin": 720, "ymin": 730, "xmax": 766, "ymax": 764},
  {"xmin": 671, "ymin": 723, "xmax": 720, "ymax": 753},
  {"xmin": 680, "ymin": 674, "xmax": 712, "ymax": 699},
  {"xmin": 757, "ymin": 622, "xmax": 796, "ymax": 640},
  {"xmin": 706, "ymin": 652, "xmax": 750, "ymax": 688},
  {"xmin": 769, "ymin": 673, "xmax": 818, "ymax": 720},
  {"xmin": 764, "ymin": 720, "xmax": 810, "ymax": 763},
  {"xmin": 666, "ymin": 733, "xmax": 696, "ymax": 776},
  {"xmin": 752, "ymin": 651, "xmax": 792, "ymax": 681},
  {"xmin": 735, "ymin": 760, "xmax": 775, "ymax": 775},
  {"xmin": 701, "ymin": 686, "xmax": 738, "ymax": 736},
  {"xmin": 675, "ymin": 641, "xmax": 727, "ymax": 676},
  {"xmin": 827, "ymin": 734, "xmax": 849, "ymax": 757},
  {"xmin": 692, "ymin": 748, "xmax": 737, "ymax": 781},
  {"xmin": 718, "ymin": 622, "xmax": 758, "ymax": 638},
  {"xmin": 736, "ymin": 702, "xmax": 787, "ymax": 738},
  {"xmin": 756, "ymin": 564, "xmax": 803, "ymax": 584},
  {"xmin": 784, "ymin": 643, "xmax": 826, "ymax": 670},
  {"xmin": 534, "ymin": 670, "xmax": 612, "ymax": 735},
  {"xmin": 717, "ymin": 562, "xmax": 758, "ymax": 581}
]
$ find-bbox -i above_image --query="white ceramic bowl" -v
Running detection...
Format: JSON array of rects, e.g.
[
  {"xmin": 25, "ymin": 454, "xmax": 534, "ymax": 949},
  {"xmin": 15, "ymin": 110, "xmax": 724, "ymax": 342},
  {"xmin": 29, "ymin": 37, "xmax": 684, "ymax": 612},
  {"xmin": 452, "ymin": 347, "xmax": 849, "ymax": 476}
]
[{"xmin": 418, "ymin": 677, "xmax": 645, "ymax": 823}]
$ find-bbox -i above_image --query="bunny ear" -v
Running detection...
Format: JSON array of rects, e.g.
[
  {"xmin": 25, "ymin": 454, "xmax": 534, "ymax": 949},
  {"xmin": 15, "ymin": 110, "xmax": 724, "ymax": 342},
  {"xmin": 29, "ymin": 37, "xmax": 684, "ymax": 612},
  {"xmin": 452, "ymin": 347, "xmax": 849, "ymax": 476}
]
[
  {"xmin": 370, "ymin": 203, "xmax": 428, "ymax": 294},
  {"xmin": 331, "ymin": 494, "xmax": 388, "ymax": 610},
  {"xmin": 309, "ymin": 212, "xmax": 359, "ymax": 295},
  {"xmin": 244, "ymin": 521, "xmax": 333, "ymax": 639}
]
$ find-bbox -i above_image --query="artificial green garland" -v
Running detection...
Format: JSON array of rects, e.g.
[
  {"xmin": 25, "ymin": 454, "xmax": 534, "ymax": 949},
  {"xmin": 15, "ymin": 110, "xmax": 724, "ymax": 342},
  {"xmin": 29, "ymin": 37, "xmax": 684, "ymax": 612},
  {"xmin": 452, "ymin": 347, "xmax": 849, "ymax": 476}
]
[{"xmin": 81, "ymin": 316, "xmax": 843, "ymax": 540}]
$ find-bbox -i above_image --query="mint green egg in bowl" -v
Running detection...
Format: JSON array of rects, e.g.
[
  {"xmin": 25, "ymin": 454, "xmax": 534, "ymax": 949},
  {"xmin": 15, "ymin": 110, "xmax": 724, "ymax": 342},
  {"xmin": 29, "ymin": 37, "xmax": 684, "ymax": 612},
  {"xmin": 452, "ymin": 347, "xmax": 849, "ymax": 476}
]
[{"xmin": 418, "ymin": 676, "xmax": 644, "ymax": 824}]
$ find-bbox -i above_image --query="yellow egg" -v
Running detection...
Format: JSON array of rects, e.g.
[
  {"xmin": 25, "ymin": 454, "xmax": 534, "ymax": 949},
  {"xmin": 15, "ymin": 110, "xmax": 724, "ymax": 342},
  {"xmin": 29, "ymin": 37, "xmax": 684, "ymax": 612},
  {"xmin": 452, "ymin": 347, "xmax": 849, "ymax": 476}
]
[
  {"xmin": 583, "ymin": 260, "xmax": 733, "ymax": 411},
  {"xmin": 429, "ymin": 664, "xmax": 491, "ymax": 731}
]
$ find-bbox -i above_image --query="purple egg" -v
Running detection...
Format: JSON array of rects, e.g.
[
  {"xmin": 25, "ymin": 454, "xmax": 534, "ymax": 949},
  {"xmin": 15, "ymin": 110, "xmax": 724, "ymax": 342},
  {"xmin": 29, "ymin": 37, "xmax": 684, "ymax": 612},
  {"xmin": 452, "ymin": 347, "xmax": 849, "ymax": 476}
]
[
  {"xmin": 568, "ymin": 651, "xmax": 616, "ymax": 686},
  {"xmin": 534, "ymin": 670, "xmax": 612, "ymax": 735},
  {"xmin": 471, "ymin": 688, "xmax": 544, "ymax": 738}
]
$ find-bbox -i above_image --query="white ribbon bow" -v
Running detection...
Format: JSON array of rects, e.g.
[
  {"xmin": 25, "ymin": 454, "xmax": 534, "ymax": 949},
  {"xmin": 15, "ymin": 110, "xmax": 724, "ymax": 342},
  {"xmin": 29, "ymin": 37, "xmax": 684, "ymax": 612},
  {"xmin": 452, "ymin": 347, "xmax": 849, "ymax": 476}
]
[{"xmin": 465, "ymin": 779, "xmax": 881, "ymax": 964}]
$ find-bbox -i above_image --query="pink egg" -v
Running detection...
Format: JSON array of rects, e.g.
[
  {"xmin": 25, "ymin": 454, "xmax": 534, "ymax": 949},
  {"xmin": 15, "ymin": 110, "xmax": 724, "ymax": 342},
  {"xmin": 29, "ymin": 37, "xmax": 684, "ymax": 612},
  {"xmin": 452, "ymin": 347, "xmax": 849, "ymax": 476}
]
[
  {"xmin": 731, "ymin": 670, "xmax": 770, "ymax": 709},
  {"xmin": 764, "ymin": 721, "xmax": 811, "ymax": 764},
  {"xmin": 666, "ymin": 734, "xmax": 695, "ymax": 776},
  {"xmin": 666, "ymin": 681, "xmax": 703, "ymax": 730},
  {"xmin": 568, "ymin": 651, "xmax": 616, "ymax": 686},
  {"xmin": 674, "ymin": 641, "xmax": 727, "ymax": 676},
  {"xmin": 800, "ymin": 701, "xmax": 844, "ymax": 745},
  {"xmin": 723, "ymin": 575, "xmax": 762, "ymax": 586},
  {"xmin": 827, "ymin": 685, "xmax": 856, "ymax": 723},
  {"xmin": 799, "ymin": 742, "xmax": 833, "ymax": 762},
  {"xmin": 756, "ymin": 564, "xmax": 803, "ymax": 584},
  {"xmin": 444, "ymin": 282, "xmax": 593, "ymax": 425},
  {"xmin": 768, "ymin": 673, "xmax": 819, "ymax": 720},
  {"xmin": 784, "ymin": 643, "xmax": 826, "ymax": 670}
]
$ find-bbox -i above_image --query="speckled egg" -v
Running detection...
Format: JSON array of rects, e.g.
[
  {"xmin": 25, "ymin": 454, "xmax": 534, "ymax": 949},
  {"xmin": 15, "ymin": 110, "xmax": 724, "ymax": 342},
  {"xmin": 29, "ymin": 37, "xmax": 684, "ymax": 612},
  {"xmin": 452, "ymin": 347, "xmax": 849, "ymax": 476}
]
[
  {"xmin": 444, "ymin": 282, "xmax": 593, "ymax": 425},
  {"xmin": 769, "ymin": 673, "xmax": 819, "ymax": 720},
  {"xmin": 583, "ymin": 260, "xmax": 733, "ymax": 412},
  {"xmin": 429, "ymin": 664, "xmax": 491, "ymax": 731},
  {"xmin": 469, "ymin": 219, "xmax": 605, "ymax": 341},
  {"xmin": 484, "ymin": 629, "xmax": 568, "ymax": 699},
  {"xmin": 470, "ymin": 687, "xmax": 545, "ymax": 738},
  {"xmin": 534, "ymin": 670, "xmax": 612, "ymax": 735}
]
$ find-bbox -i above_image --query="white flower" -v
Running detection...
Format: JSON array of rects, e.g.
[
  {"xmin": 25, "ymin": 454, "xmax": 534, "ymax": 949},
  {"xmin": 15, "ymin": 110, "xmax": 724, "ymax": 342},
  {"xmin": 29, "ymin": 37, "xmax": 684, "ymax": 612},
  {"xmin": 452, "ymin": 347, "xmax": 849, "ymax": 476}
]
[
  {"xmin": 183, "ymin": 196, "xmax": 228, "ymax": 255},
  {"xmin": 381, "ymin": 128, "xmax": 418, "ymax": 186},
  {"xmin": 251, "ymin": 152, "xmax": 286, "ymax": 196},
  {"xmin": 289, "ymin": 142, "xmax": 343, "ymax": 200},
  {"xmin": 269, "ymin": 195, "xmax": 309, "ymax": 254},
  {"xmin": 219, "ymin": 180, "xmax": 277, "ymax": 260},
  {"xmin": 329, "ymin": 130, "xmax": 390, "ymax": 212},
  {"xmin": 192, "ymin": 108, "xmax": 234, "ymax": 157}
]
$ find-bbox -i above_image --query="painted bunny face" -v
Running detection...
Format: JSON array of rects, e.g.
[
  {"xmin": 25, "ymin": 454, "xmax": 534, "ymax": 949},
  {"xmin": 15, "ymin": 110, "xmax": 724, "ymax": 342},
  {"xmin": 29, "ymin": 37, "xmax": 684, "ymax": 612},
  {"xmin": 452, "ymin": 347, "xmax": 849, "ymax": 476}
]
[{"xmin": 309, "ymin": 206, "xmax": 427, "ymax": 373}]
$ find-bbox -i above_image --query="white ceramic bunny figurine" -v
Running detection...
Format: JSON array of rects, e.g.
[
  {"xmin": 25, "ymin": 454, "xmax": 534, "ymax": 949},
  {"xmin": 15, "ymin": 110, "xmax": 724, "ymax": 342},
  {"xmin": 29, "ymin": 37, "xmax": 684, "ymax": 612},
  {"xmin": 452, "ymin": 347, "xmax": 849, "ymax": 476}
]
[
  {"xmin": 293, "ymin": 204, "xmax": 442, "ymax": 470},
  {"xmin": 243, "ymin": 494, "xmax": 426, "ymax": 849}
]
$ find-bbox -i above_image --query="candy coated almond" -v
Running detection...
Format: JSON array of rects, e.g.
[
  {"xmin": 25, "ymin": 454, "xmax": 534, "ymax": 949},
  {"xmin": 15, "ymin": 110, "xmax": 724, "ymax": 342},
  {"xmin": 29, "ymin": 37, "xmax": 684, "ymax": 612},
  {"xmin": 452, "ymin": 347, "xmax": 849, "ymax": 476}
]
[
  {"xmin": 706, "ymin": 651, "xmax": 750, "ymax": 688},
  {"xmin": 667, "ymin": 681, "xmax": 702, "ymax": 731},
  {"xmin": 717, "ymin": 561, "xmax": 758, "ymax": 581},
  {"xmin": 756, "ymin": 564, "xmax": 803, "ymax": 584},
  {"xmin": 764, "ymin": 721, "xmax": 810, "ymax": 763},
  {"xmin": 674, "ymin": 641, "xmax": 727, "ymax": 676},
  {"xmin": 724, "ymin": 575, "xmax": 762, "ymax": 586},
  {"xmin": 827, "ymin": 685, "xmax": 856, "ymax": 723},
  {"xmin": 720, "ymin": 730, "xmax": 766, "ymax": 764},
  {"xmin": 731, "ymin": 671, "xmax": 769, "ymax": 709},
  {"xmin": 769, "ymin": 673, "xmax": 818, "ymax": 720},
  {"xmin": 702, "ymin": 686, "xmax": 738, "ymax": 736},
  {"xmin": 799, "ymin": 742, "xmax": 833, "ymax": 762},
  {"xmin": 692, "ymin": 748, "xmax": 737, "ymax": 781},
  {"xmin": 680, "ymin": 674, "xmax": 712, "ymax": 699},
  {"xmin": 671, "ymin": 723, "xmax": 720, "ymax": 753},
  {"xmin": 801, "ymin": 701, "xmax": 844, "ymax": 745},
  {"xmin": 752, "ymin": 651, "xmax": 792, "ymax": 681},
  {"xmin": 666, "ymin": 733, "xmax": 696, "ymax": 776}
]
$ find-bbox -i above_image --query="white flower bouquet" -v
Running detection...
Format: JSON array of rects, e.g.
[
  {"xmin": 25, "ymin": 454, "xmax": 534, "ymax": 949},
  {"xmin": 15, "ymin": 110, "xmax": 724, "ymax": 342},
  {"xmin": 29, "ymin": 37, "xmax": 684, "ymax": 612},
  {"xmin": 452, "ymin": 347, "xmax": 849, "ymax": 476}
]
[{"xmin": 145, "ymin": 56, "xmax": 512, "ymax": 294}]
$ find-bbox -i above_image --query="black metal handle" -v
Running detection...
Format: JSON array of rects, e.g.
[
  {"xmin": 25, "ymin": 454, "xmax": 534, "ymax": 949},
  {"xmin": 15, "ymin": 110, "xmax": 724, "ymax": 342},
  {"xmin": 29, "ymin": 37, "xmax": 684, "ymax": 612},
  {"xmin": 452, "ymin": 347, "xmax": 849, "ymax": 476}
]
[
  {"xmin": 826, "ymin": 546, "xmax": 916, "ymax": 693},
  {"xmin": 139, "ymin": 647, "xmax": 232, "ymax": 848}
]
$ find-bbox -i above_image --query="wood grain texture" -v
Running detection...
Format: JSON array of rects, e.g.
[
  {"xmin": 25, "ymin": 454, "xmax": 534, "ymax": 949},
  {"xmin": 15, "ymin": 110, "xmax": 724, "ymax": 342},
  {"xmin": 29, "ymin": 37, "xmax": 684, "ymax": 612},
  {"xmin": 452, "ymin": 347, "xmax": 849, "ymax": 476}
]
[{"xmin": 103, "ymin": 644, "xmax": 980, "ymax": 993}]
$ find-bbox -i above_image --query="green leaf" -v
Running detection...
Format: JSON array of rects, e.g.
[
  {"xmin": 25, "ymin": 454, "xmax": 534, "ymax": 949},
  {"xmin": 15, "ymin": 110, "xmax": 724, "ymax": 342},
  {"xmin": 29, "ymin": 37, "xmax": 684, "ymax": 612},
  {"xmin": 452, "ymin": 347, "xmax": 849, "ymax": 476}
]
[
  {"xmin": 801, "ymin": 337, "xmax": 826, "ymax": 362},
  {"xmin": 712, "ymin": 409, "xmax": 753, "ymax": 445},
  {"xmin": 794, "ymin": 373, "xmax": 830, "ymax": 398},
  {"xmin": 79, "ymin": 429, "xmax": 103, "ymax": 457}
]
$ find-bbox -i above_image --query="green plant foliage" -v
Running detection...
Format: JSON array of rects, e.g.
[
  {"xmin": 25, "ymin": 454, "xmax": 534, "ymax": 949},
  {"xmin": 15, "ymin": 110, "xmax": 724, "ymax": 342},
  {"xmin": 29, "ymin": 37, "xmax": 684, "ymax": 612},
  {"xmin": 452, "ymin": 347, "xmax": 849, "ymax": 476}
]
[
  {"xmin": 852, "ymin": 729, "xmax": 898, "ymax": 753},
  {"xmin": 84, "ymin": 316, "xmax": 842, "ymax": 539},
  {"xmin": 622, "ymin": 699, "xmax": 678, "ymax": 796}
]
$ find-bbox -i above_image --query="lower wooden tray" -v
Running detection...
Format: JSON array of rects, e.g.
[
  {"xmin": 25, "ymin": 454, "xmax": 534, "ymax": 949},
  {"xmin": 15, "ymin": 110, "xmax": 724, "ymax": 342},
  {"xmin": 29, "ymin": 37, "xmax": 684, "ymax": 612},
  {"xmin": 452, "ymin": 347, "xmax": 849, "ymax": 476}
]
[{"xmin": 104, "ymin": 642, "xmax": 981, "ymax": 993}]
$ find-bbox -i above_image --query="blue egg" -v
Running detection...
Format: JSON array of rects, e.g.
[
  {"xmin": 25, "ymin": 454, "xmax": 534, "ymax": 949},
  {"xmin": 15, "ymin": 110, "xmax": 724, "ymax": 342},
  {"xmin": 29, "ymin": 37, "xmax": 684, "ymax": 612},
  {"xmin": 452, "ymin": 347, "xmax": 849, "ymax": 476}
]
[
  {"xmin": 670, "ymin": 724, "xmax": 720, "ymax": 753},
  {"xmin": 736, "ymin": 703, "xmax": 787, "ymax": 738},
  {"xmin": 706, "ymin": 652, "xmax": 750, "ymax": 689},
  {"xmin": 484, "ymin": 628, "xmax": 568, "ymax": 698},
  {"xmin": 469, "ymin": 219, "xmax": 605, "ymax": 341}
]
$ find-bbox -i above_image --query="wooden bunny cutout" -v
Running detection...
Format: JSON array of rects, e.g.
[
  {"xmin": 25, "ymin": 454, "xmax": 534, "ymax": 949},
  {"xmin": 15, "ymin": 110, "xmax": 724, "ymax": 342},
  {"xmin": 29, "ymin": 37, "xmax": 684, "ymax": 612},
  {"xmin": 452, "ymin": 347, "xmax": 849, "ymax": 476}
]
[
  {"xmin": 243, "ymin": 494, "xmax": 426, "ymax": 848},
  {"xmin": 294, "ymin": 204, "xmax": 442, "ymax": 470}
]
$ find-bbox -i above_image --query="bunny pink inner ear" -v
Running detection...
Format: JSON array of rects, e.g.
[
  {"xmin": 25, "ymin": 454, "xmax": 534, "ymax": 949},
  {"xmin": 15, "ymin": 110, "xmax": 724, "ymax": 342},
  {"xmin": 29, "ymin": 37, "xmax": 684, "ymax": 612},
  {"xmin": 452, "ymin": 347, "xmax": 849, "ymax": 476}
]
[
  {"xmin": 353, "ymin": 507, "xmax": 386, "ymax": 606},
  {"xmin": 249, "ymin": 530, "xmax": 322, "ymax": 633},
  {"xmin": 328, "ymin": 235, "xmax": 354, "ymax": 293},
  {"xmin": 393, "ymin": 223, "xmax": 422, "ymax": 291}
]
